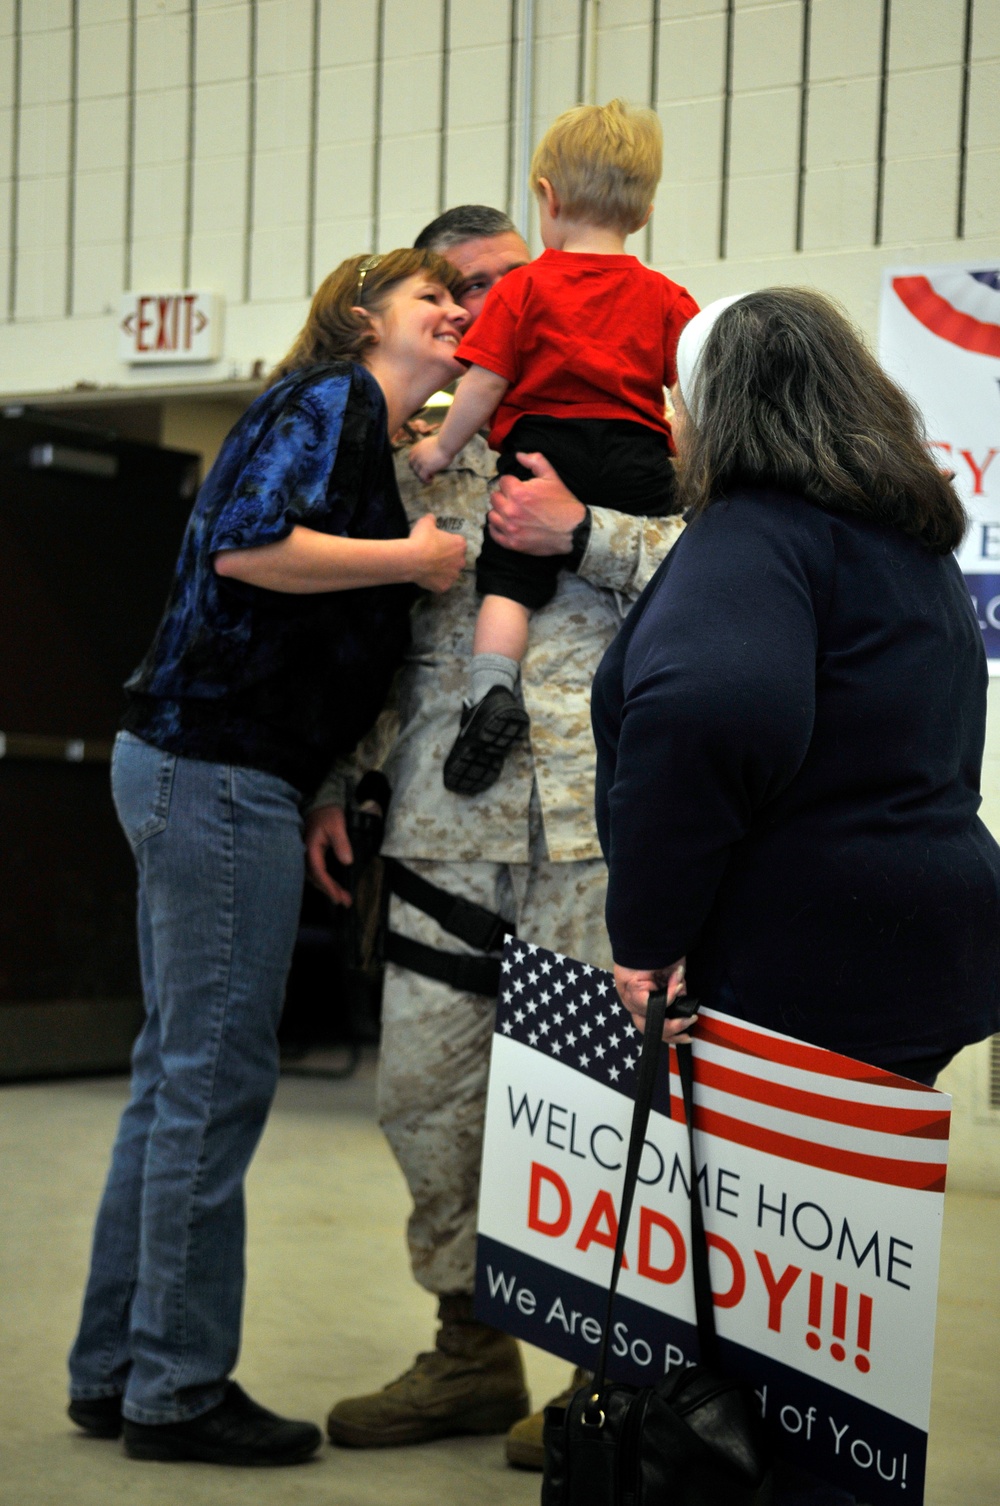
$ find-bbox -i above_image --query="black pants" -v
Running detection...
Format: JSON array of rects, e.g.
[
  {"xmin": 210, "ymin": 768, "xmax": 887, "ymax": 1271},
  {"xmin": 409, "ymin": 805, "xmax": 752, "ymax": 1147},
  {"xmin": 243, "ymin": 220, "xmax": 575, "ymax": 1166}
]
[{"xmin": 476, "ymin": 415, "xmax": 677, "ymax": 611}]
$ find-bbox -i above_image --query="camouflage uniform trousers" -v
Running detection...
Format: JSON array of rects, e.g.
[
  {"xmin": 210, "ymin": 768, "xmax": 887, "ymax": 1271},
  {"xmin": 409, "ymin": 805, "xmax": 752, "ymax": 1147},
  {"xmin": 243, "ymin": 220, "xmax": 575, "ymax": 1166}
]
[{"xmin": 377, "ymin": 815, "xmax": 612, "ymax": 1298}]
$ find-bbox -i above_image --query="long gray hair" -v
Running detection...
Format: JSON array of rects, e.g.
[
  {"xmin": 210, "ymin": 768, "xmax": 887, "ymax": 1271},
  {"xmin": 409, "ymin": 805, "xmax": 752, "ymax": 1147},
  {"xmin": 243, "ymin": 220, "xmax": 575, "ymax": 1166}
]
[{"xmin": 677, "ymin": 288, "xmax": 966, "ymax": 556}]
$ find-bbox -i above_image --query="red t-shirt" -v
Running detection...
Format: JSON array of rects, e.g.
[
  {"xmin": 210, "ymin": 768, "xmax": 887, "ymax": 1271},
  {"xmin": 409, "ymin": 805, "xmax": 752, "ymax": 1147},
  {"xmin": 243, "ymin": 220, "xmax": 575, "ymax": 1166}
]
[{"xmin": 456, "ymin": 248, "xmax": 699, "ymax": 451}]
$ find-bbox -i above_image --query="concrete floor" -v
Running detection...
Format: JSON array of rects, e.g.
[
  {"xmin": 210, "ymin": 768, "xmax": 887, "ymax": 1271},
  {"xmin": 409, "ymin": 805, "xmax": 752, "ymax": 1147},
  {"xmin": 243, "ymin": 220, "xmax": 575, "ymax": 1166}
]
[{"xmin": 1, "ymin": 1055, "xmax": 997, "ymax": 1506}]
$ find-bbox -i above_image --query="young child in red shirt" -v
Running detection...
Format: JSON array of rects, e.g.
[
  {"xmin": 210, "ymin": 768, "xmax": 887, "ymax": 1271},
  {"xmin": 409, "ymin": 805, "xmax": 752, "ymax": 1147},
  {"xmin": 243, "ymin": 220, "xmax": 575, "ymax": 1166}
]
[{"xmin": 409, "ymin": 98, "xmax": 699, "ymax": 796}]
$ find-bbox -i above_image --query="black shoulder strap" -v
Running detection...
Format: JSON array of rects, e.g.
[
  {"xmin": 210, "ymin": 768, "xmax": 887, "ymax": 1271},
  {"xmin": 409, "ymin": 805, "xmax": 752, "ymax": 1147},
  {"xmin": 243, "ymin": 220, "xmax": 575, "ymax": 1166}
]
[
  {"xmin": 384, "ymin": 930, "xmax": 502, "ymax": 998},
  {"xmin": 587, "ymin": 997, "xmax": 717, "ymax": 1420},
  {"xmin": 383, "ymin": 858, "xmax": 511, "ymax": 953},
  {"xmin": 677, "ymin": 1038, "xmax": 720, "ymax": 1370}
]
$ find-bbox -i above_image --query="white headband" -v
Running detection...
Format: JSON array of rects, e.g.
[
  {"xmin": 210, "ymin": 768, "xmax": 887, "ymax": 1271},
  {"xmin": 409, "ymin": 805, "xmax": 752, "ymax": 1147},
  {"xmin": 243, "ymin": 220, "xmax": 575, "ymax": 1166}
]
[{"xmin": 675, "ymin": 294, "xmax": 748, "ymax": 420}]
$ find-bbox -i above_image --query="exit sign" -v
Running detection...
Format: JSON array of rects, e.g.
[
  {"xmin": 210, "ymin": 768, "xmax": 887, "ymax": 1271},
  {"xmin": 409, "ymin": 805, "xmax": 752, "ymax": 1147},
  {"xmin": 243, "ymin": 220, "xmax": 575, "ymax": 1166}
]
[{"xmin": 119, "ymin": 291, "xmax": 223, "ymax": 364}]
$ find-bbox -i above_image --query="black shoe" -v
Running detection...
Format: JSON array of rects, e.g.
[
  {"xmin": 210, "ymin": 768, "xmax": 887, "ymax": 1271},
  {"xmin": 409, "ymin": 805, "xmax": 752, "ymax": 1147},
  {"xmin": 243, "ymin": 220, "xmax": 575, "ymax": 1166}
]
[
  {"xmin": 68, "ymin": 1395, "xmax": 123, "ymax": 1438},
  {"xmin": 443, "ymin": 686, "xmax": 530, "ymax": 796},
  {"xmin": 121, "ymin": 1381, "xmax": 322, "ymax": 1467}
]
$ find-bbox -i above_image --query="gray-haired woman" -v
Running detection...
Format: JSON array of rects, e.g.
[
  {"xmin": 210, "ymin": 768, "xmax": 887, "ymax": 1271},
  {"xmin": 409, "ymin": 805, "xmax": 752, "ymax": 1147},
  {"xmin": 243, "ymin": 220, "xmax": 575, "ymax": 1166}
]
[{"xmin": 592, "ymin": 288, "xmax": 1000, "ymax": 1506}]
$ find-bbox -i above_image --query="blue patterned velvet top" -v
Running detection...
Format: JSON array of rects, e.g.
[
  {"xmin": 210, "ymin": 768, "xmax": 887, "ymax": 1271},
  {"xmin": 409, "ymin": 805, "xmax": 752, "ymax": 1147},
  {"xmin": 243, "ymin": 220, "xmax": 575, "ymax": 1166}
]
[{"xmin": 122, "ymin": 362, "xmax": 415, "ymax": 796}]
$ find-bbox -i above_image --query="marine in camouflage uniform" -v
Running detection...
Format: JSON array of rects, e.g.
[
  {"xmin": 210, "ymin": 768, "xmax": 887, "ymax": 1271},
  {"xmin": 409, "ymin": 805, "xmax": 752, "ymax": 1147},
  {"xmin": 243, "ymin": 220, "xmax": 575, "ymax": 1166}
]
[
  {"xmin": 314, "ymin": 203, "xmax": 687, "ymax": 1456},
  {"xmin": 376, "ymin": 435, "xmax": 683, "ymax": 1295},
  {"xmin": 316, "ymin": 433, "xmax": 683, "ymax": 1446}
]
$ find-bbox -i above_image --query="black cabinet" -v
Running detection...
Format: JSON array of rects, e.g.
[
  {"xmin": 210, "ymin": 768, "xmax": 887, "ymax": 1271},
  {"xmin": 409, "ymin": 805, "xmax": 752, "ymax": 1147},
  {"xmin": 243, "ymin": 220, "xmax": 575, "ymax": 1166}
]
[{"xmin": 0, "ymin": 410, "xmax": 198, "ymax": 1078}]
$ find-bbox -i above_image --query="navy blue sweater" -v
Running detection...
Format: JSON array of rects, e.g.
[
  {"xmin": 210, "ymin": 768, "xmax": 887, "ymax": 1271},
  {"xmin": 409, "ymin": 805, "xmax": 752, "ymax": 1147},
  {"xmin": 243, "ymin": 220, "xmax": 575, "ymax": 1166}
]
[{"xmin": 592, "ymin": 487, "xmax": 1000, "ymax": 1068}]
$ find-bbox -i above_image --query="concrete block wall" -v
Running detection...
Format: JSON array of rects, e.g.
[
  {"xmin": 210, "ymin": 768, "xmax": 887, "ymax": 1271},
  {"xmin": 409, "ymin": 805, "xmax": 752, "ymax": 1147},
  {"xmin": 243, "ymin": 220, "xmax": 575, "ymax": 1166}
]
[{"xmin": 1, "ymin": 0, "xmax": 997, "ymax": 391}]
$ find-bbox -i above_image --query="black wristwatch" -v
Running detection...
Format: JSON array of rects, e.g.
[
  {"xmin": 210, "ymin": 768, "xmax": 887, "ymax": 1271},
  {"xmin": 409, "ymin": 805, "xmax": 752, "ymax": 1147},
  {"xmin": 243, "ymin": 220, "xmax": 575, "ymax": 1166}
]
[{"xmin": 566, "ymin": 507, "xmax": 592, "ymax": 572}]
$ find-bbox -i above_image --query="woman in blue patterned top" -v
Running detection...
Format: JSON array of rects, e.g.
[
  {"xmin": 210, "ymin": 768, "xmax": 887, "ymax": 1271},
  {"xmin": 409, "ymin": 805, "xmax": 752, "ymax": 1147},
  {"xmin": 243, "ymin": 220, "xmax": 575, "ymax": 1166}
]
[{"xmin": 68, "ymin": 249, "xmax": 468, "ymax": 1467}]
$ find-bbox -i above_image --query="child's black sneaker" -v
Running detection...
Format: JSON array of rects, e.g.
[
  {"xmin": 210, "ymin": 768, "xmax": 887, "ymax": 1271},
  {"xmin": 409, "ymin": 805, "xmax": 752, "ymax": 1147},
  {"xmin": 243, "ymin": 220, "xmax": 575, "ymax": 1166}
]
[{"xmin": 443, "ymin": 686, "xmax": 530, "ymax": 796}]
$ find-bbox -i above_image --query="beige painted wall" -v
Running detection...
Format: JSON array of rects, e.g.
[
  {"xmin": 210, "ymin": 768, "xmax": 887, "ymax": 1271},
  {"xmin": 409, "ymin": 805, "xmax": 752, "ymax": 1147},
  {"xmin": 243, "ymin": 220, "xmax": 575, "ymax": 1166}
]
[
  {"xmin": 1, "ymin": 0, "xmax": 998, "ymax": 390},
  {"xmin": 160, "ymin": 395, "xmax": 251, "ymax": 476}
]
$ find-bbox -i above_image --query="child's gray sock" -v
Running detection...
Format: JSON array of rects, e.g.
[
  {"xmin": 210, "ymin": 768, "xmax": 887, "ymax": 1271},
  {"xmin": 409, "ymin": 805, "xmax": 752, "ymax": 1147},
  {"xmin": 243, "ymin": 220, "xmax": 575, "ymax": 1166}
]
[{"xmin": 469, "ymin": 653, "xmax": 519, "ymax": 706}]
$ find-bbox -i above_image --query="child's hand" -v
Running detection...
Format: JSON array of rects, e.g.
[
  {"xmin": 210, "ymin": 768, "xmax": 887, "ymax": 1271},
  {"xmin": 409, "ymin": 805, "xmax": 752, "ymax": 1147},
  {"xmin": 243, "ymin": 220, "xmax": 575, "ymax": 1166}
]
[{"xmin": 409, "ymin": 436, "xmax": 451, "ymax": 483}]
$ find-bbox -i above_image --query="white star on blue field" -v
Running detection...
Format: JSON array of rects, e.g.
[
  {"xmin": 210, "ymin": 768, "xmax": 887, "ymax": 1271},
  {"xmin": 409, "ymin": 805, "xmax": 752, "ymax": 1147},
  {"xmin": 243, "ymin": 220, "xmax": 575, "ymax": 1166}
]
[{"xmin": 497, "ymin": 941, "xmax": 661, "ymax": 1102}]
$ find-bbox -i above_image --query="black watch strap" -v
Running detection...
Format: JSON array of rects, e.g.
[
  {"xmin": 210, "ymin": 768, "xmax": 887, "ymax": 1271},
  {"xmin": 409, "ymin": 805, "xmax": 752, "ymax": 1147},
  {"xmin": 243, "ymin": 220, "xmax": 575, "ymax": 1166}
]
[{"xmin": 566, "ymin": 507, "xmax": 592, "ymax": 571}]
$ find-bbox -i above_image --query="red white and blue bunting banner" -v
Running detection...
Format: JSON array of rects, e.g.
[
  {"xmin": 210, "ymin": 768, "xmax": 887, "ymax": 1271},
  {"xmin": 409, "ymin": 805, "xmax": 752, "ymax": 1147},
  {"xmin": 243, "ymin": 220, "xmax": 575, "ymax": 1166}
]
[
  {"xmin": 475, "ymin": 940, "xmax": 951, "ymax": 1505},
  {"xmin": 879, "ymin": 262, "xmax": 1000, "ymax": 672}
]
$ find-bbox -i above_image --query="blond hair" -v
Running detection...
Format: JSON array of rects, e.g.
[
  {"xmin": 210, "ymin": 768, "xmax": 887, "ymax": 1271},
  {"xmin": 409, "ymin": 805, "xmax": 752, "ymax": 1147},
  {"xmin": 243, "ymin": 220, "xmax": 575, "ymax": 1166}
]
[
  {"xmin": 271, "ymin": 248, "xmax": 463, "ymax": 383},
  {"xmin": 528, "ymin": 98, "xmax": 662, "ymax": 234}
]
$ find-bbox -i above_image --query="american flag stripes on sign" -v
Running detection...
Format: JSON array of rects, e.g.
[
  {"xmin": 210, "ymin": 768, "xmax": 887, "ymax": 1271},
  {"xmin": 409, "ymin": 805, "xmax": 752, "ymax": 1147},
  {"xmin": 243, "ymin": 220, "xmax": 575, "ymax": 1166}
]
[{"xmin": 476, "ymin": 940, "xmax": 951, "ymax": 1506}]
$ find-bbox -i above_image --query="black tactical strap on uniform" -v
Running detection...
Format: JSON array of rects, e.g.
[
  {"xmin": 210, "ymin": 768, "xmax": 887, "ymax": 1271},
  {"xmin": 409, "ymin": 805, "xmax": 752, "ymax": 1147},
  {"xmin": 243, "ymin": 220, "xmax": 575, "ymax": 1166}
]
[
  {"xmin": 381, "ymin": 858, "xmax": 512, "ymax": 998},
  {"xmin": 383, "ymin": 859, "xmax": 511, "ymax": 953},
  {"xmin": 384, "ymin": 931, "xmax": 503, "ymax": 998}
]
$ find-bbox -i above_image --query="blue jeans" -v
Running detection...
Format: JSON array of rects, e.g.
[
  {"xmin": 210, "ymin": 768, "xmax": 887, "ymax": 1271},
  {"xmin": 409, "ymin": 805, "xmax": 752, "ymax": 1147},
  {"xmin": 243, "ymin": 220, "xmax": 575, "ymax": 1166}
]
[{"xmin": 68, "ymin": 734, "xmax": 305, "ymax": 1423}]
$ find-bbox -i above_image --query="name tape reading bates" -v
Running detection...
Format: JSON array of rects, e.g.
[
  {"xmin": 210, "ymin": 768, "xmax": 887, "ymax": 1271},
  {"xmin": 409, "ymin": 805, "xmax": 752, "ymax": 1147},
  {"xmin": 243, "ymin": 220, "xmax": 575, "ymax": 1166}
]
[{"xmin": 475, "ymin": 940, "xmax": 950, "ymax": 1506}]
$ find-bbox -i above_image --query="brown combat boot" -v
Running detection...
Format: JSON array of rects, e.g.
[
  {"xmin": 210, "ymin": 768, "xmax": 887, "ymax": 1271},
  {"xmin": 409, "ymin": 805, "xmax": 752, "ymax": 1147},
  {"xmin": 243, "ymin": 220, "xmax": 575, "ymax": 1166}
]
[
  {"xmin": 326, "ymin": 1295, "xmax": 530, "ymax": 1447},
  {"xmin": 505, "ymin": 1367, "xmax": 592, "ymax": 1470}
]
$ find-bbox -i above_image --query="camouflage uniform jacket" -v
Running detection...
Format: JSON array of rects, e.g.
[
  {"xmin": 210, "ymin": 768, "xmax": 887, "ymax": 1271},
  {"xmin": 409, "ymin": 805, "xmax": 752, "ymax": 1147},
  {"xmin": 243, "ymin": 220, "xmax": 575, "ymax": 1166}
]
[{"xmin": 313, "ymin": 434, "xmax": 685, "ymax": 865}]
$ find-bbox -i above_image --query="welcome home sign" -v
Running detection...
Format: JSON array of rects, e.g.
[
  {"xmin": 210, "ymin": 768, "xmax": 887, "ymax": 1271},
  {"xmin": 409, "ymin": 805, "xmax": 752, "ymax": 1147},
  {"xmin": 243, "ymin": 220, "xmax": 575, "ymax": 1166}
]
[{"xmin": 475, "ymin": 941, "xmax": 951, "ymax": 1505}]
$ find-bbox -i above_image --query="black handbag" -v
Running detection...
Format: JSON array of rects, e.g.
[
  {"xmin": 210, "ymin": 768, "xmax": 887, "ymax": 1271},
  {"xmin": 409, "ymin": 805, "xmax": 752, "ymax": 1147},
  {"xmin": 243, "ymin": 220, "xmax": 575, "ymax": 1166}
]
[{"xmin": 542, "ymin": 991, "xmax": 774, "ymax": 1506}]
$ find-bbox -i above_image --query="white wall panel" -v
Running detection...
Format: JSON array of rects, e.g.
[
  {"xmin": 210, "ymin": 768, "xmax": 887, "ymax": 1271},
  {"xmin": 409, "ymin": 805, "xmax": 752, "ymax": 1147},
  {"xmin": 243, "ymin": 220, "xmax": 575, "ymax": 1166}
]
[
  {"xmin": 13, "ymin": 174, "xmax": 68, "ymax": 319},
  {"xmin": 447, "ymin": 44, "xmax": 511, "ymax": 132},
  {"xmin": 378, "ymin": 0, "xmax": 444, "ymax": 249},
  {"xmin": 726, "ymin": 167, "xmax": 797, "ymax": 257},
  {"xmin": 18, "ymin": 102, "xmax": 70, "ymax": 179},
  {"xmin": 0, "ymin": 0, "xmax": 994, "ymax": 346},
  {"xmin": 78, "ymin": 0, "xmax": 129, "ymax": 27},
  {"xmin": 884, "ymin": 65, "xmax": 964, "ymax": 162},
  {"xmin": 808, "ymin": 0, "xmax": 882, "ymax": 84},
  {"xmin": 379, "ymin": 129, "xmax": 443, "ymax": 247},
  {"xmin": 973, "ymin": 0, "xmax": 1000, "ymax": 57},
  {"xmin": 23, "ymin": 1, "xmax": 72, "ymax": 35},
  {"xmin": 313, "ymin": 2, "xmax": 378, "ymax": 272},
  {"xmin": 131, "ymin": 159, "xmax": 187, "ymax": 285},
  {"xmin": 191, "ymin": 149, "xmax": 246, "ymax": 235},
  {"xmin": 76, "ymin": 95, "xmax": 129, "ymax": 174},
  {"xmin": 318, "ymin": 0, "xmax": 377, "ymax": 68},
  {"xmin": 73, "ymin": 166, "xmax": 126, "ymax": 245},
  {"xmin": 450, "ymin": 0, "xmax": 511, "ymax": 51},
  {"xmin": 653, "ymin": 177, "xmax": 719, "ymax": 268},
  {"xmin": 732, "ymin": 0, "xmax": 802, "ymax": 92},
  {"xmin": 20, "ymin": 24, "xmax": 71, "ymax": 104},
  {"xmin": 594, "ymin": 18, "xmax": 649, "ymax": 104},
  {"xmin": 729, "ymin": 88, "xmax": 799, "ymax": 177},
  {"xmin": 133, "ymin": 86, "xmax": 188, "ymax": 166},
  {"xmin": 889, "ymin": 0, "xmax": 967, "ymax": 71},
  {"xmin": 659, "ymin": 97, "xmax": 723, "ymax": 184},
  {"xmin": 249, "ymin": 1, "xmax": 312, "ymax": 298},
  {"xmin": 802, "ymin": 161, "xmax": 878, "ymax": 251},
  {"xmin": 657, "ymin": 11, "xmax": 728, "ymax": 104},
  {"xmin": 806, "ymin": 78, "xmax": 881, "ymax": 170},
  {"xmin": 444, "ymin": 121, "xmax": 509, "ymax": 214},
  {"xmin": 256, "ymin": 0, "xmax": 312, "ymax": 77},
  {"xmin": 135, "ymin": 4, "xmax": 189, "ymax": 93},
  {"xmin": 882, "ymin": 152, "xmax": 966, "ymax": 244},
  {"xmin": 964, "ymin": 147, "xmax": 1000, "ymax": 238},
  {"xmin": 318, "ymin": 60, "xmax": 377, "ymax": 144},
  {"xmin": 73, "ymin": 234, "xmax": 121, "ymax": 315},
  {"xmin": 968, "ymin": 56, "xmax": 1000, "ymax": 148},
  {"xmin": 196, "ymin": 1, "xmax": 250, "ymax": 83},
  {"xmin": 77, "ymin": 17, "xmax": 129, "ymax": 100}
]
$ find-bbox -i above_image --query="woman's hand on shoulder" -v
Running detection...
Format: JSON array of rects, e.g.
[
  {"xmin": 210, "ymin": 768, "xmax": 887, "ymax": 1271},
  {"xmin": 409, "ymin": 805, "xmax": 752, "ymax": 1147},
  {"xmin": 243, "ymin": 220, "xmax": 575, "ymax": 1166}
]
[
  {"xmin": 614, "ymin": 959, "xmax": 696, "ymax": 1044},
  {"xmin": 406, "ymin": 513, "xmax": 467, "ymax": 593}
]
